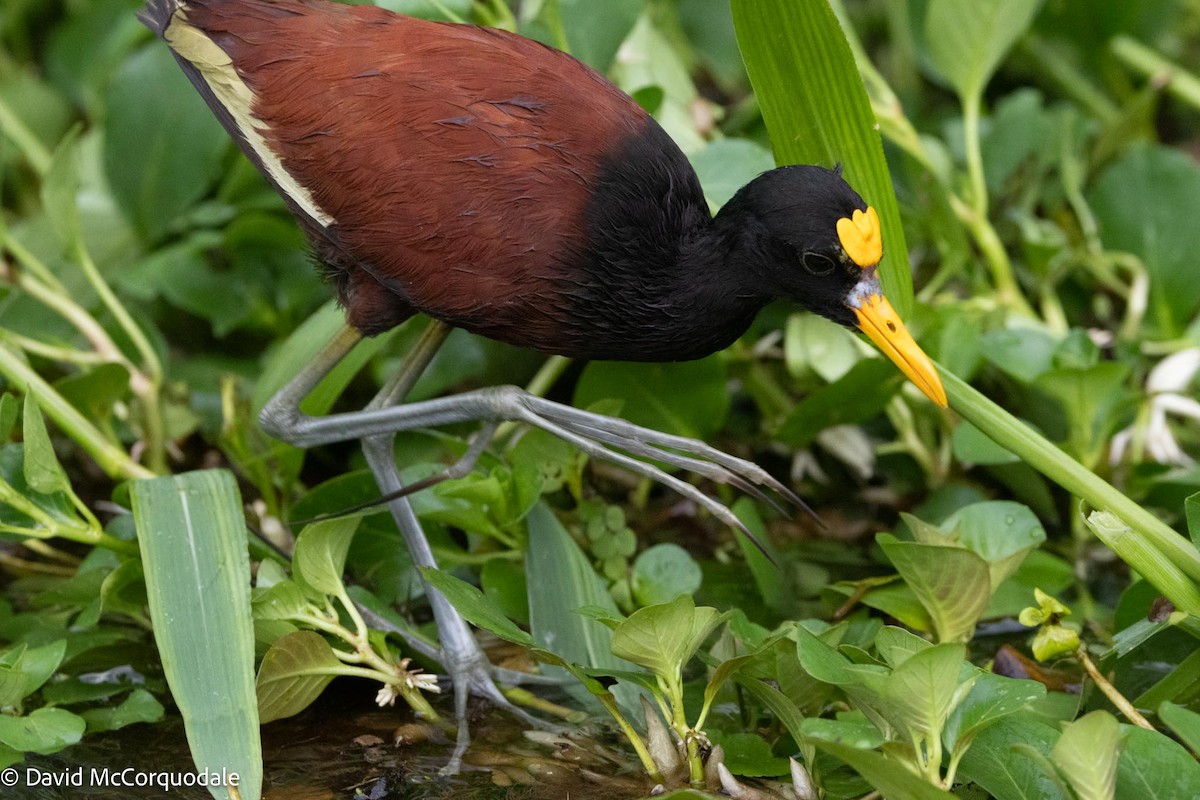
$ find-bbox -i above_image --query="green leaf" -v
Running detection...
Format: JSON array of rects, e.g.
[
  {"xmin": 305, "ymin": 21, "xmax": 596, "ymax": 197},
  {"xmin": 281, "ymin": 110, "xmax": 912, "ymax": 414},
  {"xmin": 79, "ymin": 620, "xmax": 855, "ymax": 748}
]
[
  {"xmin": 573, "ymin": 357, "xmax": 729, "ymax": 441},
  {"xmin": 519, "ymin": 0, "xmax": 641, "ymax": 70},
  {"xmin": 731, "ymin": 0, "xmax": 913, "ymax": 312},
  {"xmin": 877, "ymin": 534, "xmax": 992, "ymax": 643},
  {"xmin": 418, "ymin": 567, "xmax": 533, "ymax": 647},
  {"xmin": 774, "ymin": 359, "xmax": 903, "ymax": 448},
  {"xmin": 251, "ymin": 580, "xmax": 315, "ymax": 622},
  {"xmin": 1035, "ymin": 362, "xmax": 1130, "ymax": 458},
  {"xmin": 22, "ymin": 393, "xmax": 71, "ymax": 497},
  {"xmin": 292, "ymin": 515, "xmax": 361, "ymax": 599},
  {"xmin": 942, "ymin": 501, "xmax": 1047, "ymax": 589},
  {"xmin": 1158, "ymin": 702, "xmax": 1200, "ymax": 755},
  {"xmin": 0, "ymin": 707, "xmax": 85, "ymax": 755},
  {"xmin": 611, "ymin": 595, "xmax": 728, "ymax": 679},
  {"xmin": 525, "ymin": 503, "xmax": 636, "ymax": 709},
  {"xmin": 1089, "ymin": 145, "xmax": 1200, "ymax": 333},
  {"xmin": 479, "ymin": 559, "xmax": 529, "ymax": 627},
  {"xmin": 953, "ymin": 421, "xmax": 1020, "ymax": 465},
  {"xmin": 1186, "ymin": 493, "xmax": 1200, "ymax": 547},
  {"xmin": 731, "ymin": 498, "xmax": 787, "ymax": 611},
  {"xmin": 99, "ymin": 559, "xmax": 148, "ymax": 621},
  {"xmin": 1052, "ymin": 711, "xmax": 1121, "ymax": 800},
  {"xmin": 804, "ymin": 737, "xmax": 958, "ymax": 799},
  {"xmin": 1117, "ymin": 723, "xmax": 1200, "ymax": 799},
  {"xmin": 41, "ymin": 126, "xmax": 83, "ymax": 251},
  {"xmin": 630, "ymin": 543, "xmax": 702, "ymax": 607},
  {"xmin": 880, "ymin": 643, "xmax": 968, "ymax": 740},
  {"xmin": 255, "ymin": 631, "xmax": 340, "ymax": 724},
  {"xmin": 0, "ymin": 394, "xmax": 19, "ymax": 442},
  {"xmin": 943, "ymin": 672, "xmax": 1046, "ymax": 755},
  {"xmin": 957, "ymin": 715, "xmax": 1069, "ymax": 800},
  {"xmin": 708, "ymin": 731, "xmax": 790, "ymax": 777},
  {"xmin": 131, "ymin": 470, "xmax": 261, "ymax": 800},
  {"xmin": 799, "ymin": 715, "xmax": 886, "ymax": 749},
  {"xmin": 104, "ymin": 43, "xmax": 230, "ymax": 242},
  {"xmin": 924, "ymin": 0, "xmax": 1041, "ymax": 102},
  {"xmin": 702, "ymin": 653, "xmax": 758, "ymax": 718},
  {"xmin": 873, "ymin": 625, "xmax": 932, "ymax": 669},
  {"xmin": 689, "ymin": 138, "xmax": 776, "ymax": 209},
  {"xmin": 9, "ymin": 639, "xmax": 66, "ymax": 700},
  {"xmin": 81, "ymin": 688, "xmax": 165, "ymax": 733},
  {"xmin": 979, "ymin": 327, "xmax": 1059, "ymax": 383},
  {"xmin": 0, "ymin": 666, "xmax": 27, "ymax": 708}
]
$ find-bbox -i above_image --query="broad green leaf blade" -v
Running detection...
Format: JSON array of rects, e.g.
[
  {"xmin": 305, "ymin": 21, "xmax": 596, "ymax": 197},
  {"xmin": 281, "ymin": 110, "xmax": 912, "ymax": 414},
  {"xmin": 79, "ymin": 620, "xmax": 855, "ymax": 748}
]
[
  {"xmin": 924, "ymin": 0, "xmax": 1042, "ymax": 102},
  {"xmin": 22, "ymin": 393, "xmax": 71, "ymax": 497},
  {"xmin": 12, "ymin": 639, "xmax": 67, "ymax": 701},
  {"xmin": 880, "ymin": 643, "xmax": 967, "ymax": 739},
  {"xmin": 611, "ymin": 595, "xmax": 699, "ymax": 677},
  {"xmin": 573, "ymin": 357, "xmax": 729, "ymax": 441},
  {"xmin": 0, "ymin": 708, "xmax": 85, "ymax": 755},
  {"xmin": 41, "ymin": 126, "xmax": 84, "ymax": 252},
  {"xmin": 805, "ymin": 738, "xmax": 957, "ymax": 799},
  {"xmin": 877, "ymin": 534, "xmax": 991, "ymax": 643},
  {"xmin": 251, "ymin": 580, "xmax": 314, "ymax": 621},
  {"xmin": 255, "ymin": 631, "xmax": 340, "ymax": 724},
  {"xmin": 708, "ymin": 731, "xmax": 790, "ymax": 778},
  {"xmin": 943, "ymin": 672, "xmax": 1046, "ymax": 755},
  {"xmin": 292, "ymin": 515, "xmax": 361, "ymax": 599},
  {"xmin": 957, "ymin": 715, "xmax": 1069, "ymax": 800},
  {"xmin": 132, "ymin": 470, "xmax": 261, "ymax": 800},
  {"xmin": 1117, "ymin": 724, "xmax": 1200, "ymax": 800},
  {"xmin": 874, "ymin": 625, "xmax": 932, "ymax": 669},
  {"xmin": 1089, "ymin": 145, "xmax": 1200, "ymax": 334},
  {"xmin": 1052, "ymin": 711, "xmax": 1120, "ymax": 800},
  {"xmin": 105, "ymin": 43, "xmax": 229, "ymax": 242},
  {"xmin": 525, "ymin": 503, "xmax": 637, "ymax": 711},
  {"xmin": 731, "ymin": 0, "xmax": 912, "ymax": 312},
  {"xmin": 418, "ymin": 567, "xmax": 533, "ymax": 647},
  {"xmin": 630, "ymin": 543, "xmax": 701, "ymax": 607},
  {"xmin": 942, "ymin": 501, "xmax": 1046, "ymax": 589},
  {"xmin": 81, "ymin": 688, "xmax": 165, "ymax": 733},
  {"xmin": 1159, "ymin": 702, "xmax": 1200, "ymax": 755}
]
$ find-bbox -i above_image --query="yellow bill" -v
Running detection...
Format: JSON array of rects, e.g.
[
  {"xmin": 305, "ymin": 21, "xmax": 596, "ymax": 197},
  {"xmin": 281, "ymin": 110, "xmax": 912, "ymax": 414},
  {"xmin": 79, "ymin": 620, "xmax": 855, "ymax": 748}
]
[{"xmin": 850, "ymin": 282, "xmax": 947, "ymax": 408}]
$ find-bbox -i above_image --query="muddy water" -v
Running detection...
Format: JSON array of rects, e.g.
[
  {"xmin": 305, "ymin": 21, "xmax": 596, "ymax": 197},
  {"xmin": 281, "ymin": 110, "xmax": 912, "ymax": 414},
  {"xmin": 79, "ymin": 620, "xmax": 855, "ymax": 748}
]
[{"xmin": 18, "ymin": 682, "xmax": 653, "ymax": 800}]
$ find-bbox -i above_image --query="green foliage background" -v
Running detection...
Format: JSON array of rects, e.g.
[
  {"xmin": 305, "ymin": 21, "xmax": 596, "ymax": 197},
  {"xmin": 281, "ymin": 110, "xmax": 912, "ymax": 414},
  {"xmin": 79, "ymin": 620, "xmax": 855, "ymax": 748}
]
[{"xmin": 3, "ymin": 0, "xmax": 1200, "ymax": 797}]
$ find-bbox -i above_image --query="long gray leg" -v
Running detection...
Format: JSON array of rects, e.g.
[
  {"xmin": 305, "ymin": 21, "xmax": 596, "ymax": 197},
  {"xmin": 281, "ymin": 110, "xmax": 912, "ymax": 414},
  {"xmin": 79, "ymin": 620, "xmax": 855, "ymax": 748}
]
[{"xmin": 262, "ymin": 321, "xmax": 548, "ymax": 774}]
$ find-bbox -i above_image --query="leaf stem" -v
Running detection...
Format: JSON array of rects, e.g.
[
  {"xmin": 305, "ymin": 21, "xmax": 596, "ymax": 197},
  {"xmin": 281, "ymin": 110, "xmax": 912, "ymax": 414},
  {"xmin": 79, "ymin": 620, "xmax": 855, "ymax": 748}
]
[
  {"xmin": 1111, "ymin": 34, "xmax": 1200, "ymax": 111},
  {"xmin": 940, "ymin": 366, "xmax": 1200, "ymax": 588},
  {"xmin": 73, "ymin": 243, "xmax": 167, "ymax": 473},
  {"xmin": 1076, "ymin": 646, "xmax": 1155, "ymax": 730},
  {"xmin": 0, "ymin": 344, "xmax": 154, "ymax": 480},
  {"xmin": 0, "ymin": 94, "xmax": 52, "ymax": 175}
]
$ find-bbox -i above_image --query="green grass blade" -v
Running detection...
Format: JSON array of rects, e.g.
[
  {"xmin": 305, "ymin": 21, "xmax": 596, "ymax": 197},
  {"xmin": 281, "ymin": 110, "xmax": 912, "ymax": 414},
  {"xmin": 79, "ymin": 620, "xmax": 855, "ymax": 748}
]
[
  {"xmin": 731, "ymin": 0, "xmax": 912, "ymax": 313},
  {"xmin": 132, "ymin": 470, "xmax": 261, "ymax": 800},
  {"xmin": 941, "ymin": 367, "xmax": 1200, "ymax": 612},
  {"xmin": 525, "ymin": 503, "xmax": 639, "ymax": 713}
]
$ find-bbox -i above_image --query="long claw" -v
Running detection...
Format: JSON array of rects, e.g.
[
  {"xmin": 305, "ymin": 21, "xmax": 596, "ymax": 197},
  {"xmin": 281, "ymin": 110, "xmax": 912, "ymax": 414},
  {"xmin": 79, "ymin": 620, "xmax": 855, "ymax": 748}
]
[{"xmin": 529, "ymin": 397, "xmax": 822, "ymax": 528}]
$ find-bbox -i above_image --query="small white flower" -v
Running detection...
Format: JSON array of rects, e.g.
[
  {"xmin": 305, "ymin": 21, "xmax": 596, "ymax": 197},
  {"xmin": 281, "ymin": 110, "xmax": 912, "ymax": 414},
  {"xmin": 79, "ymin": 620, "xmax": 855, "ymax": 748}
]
[
  {"xmin": 375, "ymin": 684, "xmax": 399, "ymax": 707},
  {"xmin": 406, "ymin": 671, "xmax": 441, "ymax": 694},
  {"xmin": 1112, "ymin": 348, "xmax": 1200, "ymax": 467}
]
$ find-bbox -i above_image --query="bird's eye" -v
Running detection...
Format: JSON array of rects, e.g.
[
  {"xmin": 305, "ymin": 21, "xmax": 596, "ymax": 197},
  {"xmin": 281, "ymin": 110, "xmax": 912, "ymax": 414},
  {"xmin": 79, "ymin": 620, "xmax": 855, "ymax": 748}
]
[{"xmin": 800, "ymin": 251, "xmax": 836, "ymax": 275}]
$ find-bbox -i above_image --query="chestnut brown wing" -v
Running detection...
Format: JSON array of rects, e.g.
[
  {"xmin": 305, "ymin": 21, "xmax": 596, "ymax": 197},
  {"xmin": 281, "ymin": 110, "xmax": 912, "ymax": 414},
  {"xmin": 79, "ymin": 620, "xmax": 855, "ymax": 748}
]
[{"xmin": 163, "ymin": 0, "xmax": 649, "ymax": 344}]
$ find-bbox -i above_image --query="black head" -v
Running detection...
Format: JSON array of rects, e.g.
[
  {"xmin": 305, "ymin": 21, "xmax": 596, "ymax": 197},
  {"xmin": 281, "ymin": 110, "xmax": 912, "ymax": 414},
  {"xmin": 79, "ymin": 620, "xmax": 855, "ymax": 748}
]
[
  {"xmin": 715, "ymin": 164, "xmax": 948, "ymax": 408},
  {"xmin": 717, "ymin": 165, "xmax": 878, "ymax": 326}
]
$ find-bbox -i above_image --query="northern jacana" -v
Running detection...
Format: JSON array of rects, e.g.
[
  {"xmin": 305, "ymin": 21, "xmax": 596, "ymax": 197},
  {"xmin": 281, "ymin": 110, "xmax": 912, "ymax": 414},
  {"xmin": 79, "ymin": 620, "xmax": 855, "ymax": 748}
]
[{"xmin": 141, "ymin": 0, "xmax": 947, "ymax": 771}]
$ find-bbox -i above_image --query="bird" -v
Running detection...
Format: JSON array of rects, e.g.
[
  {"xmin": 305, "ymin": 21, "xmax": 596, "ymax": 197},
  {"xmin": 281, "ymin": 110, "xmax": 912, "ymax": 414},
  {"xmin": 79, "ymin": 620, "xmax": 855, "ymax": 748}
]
[{"xmin": 139, "ymin": 0, "xmax": 947, "ymax": 772}]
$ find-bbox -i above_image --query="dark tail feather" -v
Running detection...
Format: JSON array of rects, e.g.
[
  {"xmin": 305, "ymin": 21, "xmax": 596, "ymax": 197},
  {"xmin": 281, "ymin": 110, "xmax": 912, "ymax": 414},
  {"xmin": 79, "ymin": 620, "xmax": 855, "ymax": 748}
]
[{"xmin": 138, "ymin": 0, "xmax": 182, "ymax": 36}]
